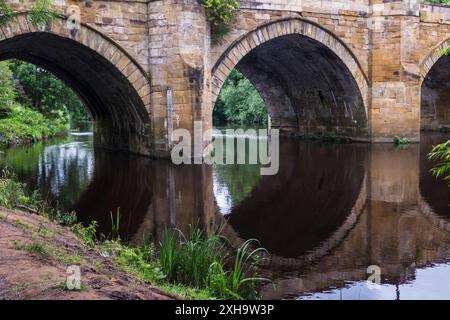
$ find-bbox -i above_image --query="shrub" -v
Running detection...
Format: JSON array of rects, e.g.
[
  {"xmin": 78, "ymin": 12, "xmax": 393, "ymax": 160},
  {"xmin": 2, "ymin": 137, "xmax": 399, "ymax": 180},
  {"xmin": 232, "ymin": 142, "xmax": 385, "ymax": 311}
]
[
  {"xmin": 159, "ymin": 226, "xmax": 269, "ymax": 299},
  {"xmin": 0, "ymin": 62, "xmax": 16, "ymax": 119},
  {"xmin": 394, "ymin": 136, "xmax": 410, "ymax": 145},
  {"xmin": 200, "ymin": 0, "xmax": 240, "ymax": 41},
  {"xmin": 28, "ymin": 0, "xmax": 59, "ymax": 29},
  {"xmin": 0, "ymin": 105, "xmax": 69, "ymax": 145},
  {"xmin": 0, "ymin": 168, "xmax": 27, "ymax": 208}
]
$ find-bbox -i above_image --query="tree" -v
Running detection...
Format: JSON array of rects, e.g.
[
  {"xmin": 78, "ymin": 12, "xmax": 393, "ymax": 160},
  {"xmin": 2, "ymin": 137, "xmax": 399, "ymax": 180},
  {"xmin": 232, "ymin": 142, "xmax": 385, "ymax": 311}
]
[
  {"xmin": 9, "ymin": 61, "xmax": 88, "ymax": 122},
  {"xmin": 214, "ymin": 69, "xmax": 267, "ymax": 126},
  {"xmin": 0, "ymin": 61, "xmax": 16, "ymax": 118}
]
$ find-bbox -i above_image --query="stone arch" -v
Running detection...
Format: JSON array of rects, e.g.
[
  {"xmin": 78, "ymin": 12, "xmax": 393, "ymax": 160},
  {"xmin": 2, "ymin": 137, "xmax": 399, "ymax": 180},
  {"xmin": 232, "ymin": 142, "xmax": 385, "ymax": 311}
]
[
  {"xmin": 419, "ymin": 39, "xmax": 450, "ymax": 130},
  {"xmin": 211, "ymin": 18, "xmax": 370, "ymax": 139},
  {"xmin": 420, "ymin": 39, "xmax": 450, "ymax": 79},
  {"xmin": 0, "ymin": 13, "xmax": 152, "ymax": 155}
]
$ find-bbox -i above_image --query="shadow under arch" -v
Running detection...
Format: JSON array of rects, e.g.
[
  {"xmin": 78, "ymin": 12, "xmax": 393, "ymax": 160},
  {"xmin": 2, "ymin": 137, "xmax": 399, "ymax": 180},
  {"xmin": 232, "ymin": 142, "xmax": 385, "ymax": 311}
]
[
  {"xmin": 0, "ymin": 13, "xmax": 152, "ymax": 155},
  {"xmin": 211, "ymin": 18, "xmax": 370, "ymax": 140},
  {"xmin": 420, "ymin": 39, "xmax": 450, "ymax": 131}
]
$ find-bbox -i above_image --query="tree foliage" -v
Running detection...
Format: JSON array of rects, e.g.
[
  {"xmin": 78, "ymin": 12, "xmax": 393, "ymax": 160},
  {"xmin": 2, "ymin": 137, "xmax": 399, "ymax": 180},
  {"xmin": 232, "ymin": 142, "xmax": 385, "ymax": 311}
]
[
  {"xmin": 9, "ymin": 61, "xmax": 88, "ymax": 122},
  {"xmin": 0, "ymin": 61, "xmax": 87, "ymax": 145},
  {"xmin": 0, "ymin": 62, "xmax": 16, "ymax": 118},
  {"xmin": 214, "ymin": 69, "xmax": 267, "ymax": 126},
  {"xmin": 0, "ymin": 105, "xmax": 69, "ymax": 145}
]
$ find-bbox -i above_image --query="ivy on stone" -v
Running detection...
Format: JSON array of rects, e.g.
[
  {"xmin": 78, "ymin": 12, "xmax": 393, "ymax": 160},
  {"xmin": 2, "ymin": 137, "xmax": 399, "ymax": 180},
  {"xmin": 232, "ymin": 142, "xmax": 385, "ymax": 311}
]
[
  {"xmin": 199, "ymin": 0, "xmax": 240, "ymax": 42},
  {"xmin": 0, "ymin": 0, "xmax": 15, "ymax": 27}
]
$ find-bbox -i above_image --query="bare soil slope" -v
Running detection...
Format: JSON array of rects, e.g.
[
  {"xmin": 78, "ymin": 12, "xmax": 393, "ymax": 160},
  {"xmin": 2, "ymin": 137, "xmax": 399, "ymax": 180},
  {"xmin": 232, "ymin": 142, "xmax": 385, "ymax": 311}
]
[{"xmin": 0, "ymin": 207, "xmax": 175, "ymax": 300}]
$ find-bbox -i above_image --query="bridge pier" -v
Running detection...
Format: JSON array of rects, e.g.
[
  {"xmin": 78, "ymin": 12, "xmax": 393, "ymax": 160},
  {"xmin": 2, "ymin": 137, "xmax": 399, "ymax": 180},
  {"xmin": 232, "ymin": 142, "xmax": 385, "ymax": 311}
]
[
  {"xmin": 147, "ymin": 0, "xmax": 212, "ymax": 158},
  {"xmin": 370, "ymin": 1, "xmax": 422, "ymax": 143}
]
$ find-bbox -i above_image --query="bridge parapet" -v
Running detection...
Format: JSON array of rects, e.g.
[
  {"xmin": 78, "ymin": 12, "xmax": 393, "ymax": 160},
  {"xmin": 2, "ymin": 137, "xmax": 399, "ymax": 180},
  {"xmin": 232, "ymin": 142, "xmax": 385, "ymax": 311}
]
[
  {"xmin": 241, "ymin": 0, "xmax": 369, "ymax": 14},
  {"xmin": 240, "ymin": 0, "xmax": 425, "ymax": 15},
  {"xmin": 421, "ymin": 3, "xmax": 450, "ymax": 23}
]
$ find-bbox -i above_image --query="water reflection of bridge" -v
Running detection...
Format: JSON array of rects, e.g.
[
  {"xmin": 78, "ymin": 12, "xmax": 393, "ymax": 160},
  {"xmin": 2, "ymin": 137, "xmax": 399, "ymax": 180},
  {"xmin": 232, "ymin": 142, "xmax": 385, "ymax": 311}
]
[
  {"xmin": 257, "ymin": 140, "xmax": 450, "ymax": 299},
  {"xmin": 71, "ymin": 134, "xmax": 449, "ymax": 299}
]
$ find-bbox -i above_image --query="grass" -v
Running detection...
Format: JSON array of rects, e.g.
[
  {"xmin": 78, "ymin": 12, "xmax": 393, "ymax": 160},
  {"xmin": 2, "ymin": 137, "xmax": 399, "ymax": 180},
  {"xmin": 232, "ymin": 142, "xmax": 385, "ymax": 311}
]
[
  {"xmin": 160, "ymin": 226, "xmax": 225, "ymax": 289},
  {"xmin": 97, "ymin": 226, "xmax": 270, "ymax": 300},
  {"xmin": 14, "ymin": 240, "xmax": 50, "ymax": 257},
  {"xmin": 13, "ymin": 239, "xmax": 83, "ymax": 265},
  {"xmin": 72, "ymin": 220, "xmax": 98, "ymax": 248},
  {"xmin": 158, "ymin": 227, "xmax": 269, "ymax": 300}
]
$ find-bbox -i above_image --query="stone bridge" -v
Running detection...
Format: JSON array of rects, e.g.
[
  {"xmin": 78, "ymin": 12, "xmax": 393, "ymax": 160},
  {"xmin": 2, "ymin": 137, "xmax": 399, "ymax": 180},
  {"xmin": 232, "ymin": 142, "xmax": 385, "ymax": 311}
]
[{"xmin": 2, "ymin": 0, "xmax": 450, "ymax": 157}]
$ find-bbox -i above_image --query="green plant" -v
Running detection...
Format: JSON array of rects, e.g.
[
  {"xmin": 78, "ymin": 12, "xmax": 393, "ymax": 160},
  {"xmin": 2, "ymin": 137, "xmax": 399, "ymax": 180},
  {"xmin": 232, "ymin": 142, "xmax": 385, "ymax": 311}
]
[
  {"xmin": 0, "ymin": 168, "xmax": 27, "ymax": 208},
  {"xmin": 102, "ymin": 240, "xmax": 166, "ymax": 283},
  {"xmin": 160, "ymin": 226, "xmax": 225, "ymax": 288},
  {"xmin": 0, "ymin": 62, "xmax": 16, "ymax": 119},
  {"xmin": 159, "ymin": 226, "xmax": 269, "ymax": 299},
  {"xmin": 200, "ymin": 0, "xmax": 240, "ymax": 41},
  {"xmin": 207, "ymin": 239, "xmax": 269, "ymax": 300},
  {"xmin": 0, "ymin": 104, "xmax": 69, "ymax": 146},
  {"xmin": 72, "ymin": 220, "xmax": 98, "ymax": 248},
  {"xmin": 109, "ymin": 207, "xmax": 121, "ymax": 241},
  {"xmin": 214, "ymin": 69, "xmax": 267, "ymax": 126},
  {"xmin": 424, "ymin": 0, "xmax": 450, "ymax": 4},
  {"xmin": 227, "ymin": 239, "xmax": 268, "ymax": 299},
  {"xmin": 428, "ymin": 140, "xmax": 450, "ymax": 186},
  {"xmin": 28, "ymin": 0, "xmax": 59, "ymax": 29},
  {"xmin": 14, "ymin": 240, "xmax": 50, "ymax": 257},
  {"xmin": 0, "ymin": 1, "xmax": 15, "ymax": 27},
  {"xmin": 324, "ymin": 131, "xmax": 340, "ymax": 143},
  {"xmin": 159, "ymin": 228, "xmax": 179, "ymax": 282},
  {"xmin": 394, "ymin": 136, "xmax": 410, "ymax": 145}
]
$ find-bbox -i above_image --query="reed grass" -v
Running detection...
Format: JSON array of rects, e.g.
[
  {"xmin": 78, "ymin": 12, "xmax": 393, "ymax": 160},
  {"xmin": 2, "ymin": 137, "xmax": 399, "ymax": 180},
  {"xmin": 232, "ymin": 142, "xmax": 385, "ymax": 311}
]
[{"xmin": 160, "ymin": 226, "xmax": 269, "ymax": 299}]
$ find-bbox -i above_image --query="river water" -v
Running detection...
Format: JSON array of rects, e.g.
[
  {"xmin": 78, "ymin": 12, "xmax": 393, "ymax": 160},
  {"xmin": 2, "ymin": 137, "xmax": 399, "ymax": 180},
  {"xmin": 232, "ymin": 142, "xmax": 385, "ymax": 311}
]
[{"xmin": 0, "ymin": 129, "xmax": 449, "ymax": 300}]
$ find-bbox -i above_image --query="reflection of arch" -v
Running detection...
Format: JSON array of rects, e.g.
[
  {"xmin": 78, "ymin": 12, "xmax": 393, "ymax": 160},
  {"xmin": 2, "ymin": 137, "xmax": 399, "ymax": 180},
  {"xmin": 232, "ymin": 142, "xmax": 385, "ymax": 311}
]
[
  {"xmin": 418, "ymin": 197, "xmax": 450, "ymax": 233},
  {"xmin": 0, "ymin": 13, "xmax": 152, "ymax": 155},
  {"xmin": 216, "ymin": 142, "xmax": 369, "ymax": 266},
  {"xmin": 218, "ymin": 173, "xmax": 368, "ymax": 268},
  {"xmin": 212, "ymin": 18, "xmax": 370, "ymax": 135},
  {"xmin": 74, "ymin": 150, "xmax": 155, "ymax": 240}
]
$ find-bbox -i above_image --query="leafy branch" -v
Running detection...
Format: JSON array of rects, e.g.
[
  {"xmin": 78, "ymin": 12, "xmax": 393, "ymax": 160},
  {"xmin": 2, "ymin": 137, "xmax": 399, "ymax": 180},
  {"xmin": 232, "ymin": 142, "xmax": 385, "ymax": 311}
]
[{"xmin": 428, "ymin": 140, "xmax": 450, "ymax": 186}]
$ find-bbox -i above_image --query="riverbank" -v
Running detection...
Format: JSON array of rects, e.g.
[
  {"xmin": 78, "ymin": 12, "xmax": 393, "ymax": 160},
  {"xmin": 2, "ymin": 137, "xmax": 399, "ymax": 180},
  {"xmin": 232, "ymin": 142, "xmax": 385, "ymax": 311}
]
[
  {"xmin": 0, "ymin": 106, "xmax": 69, "ymax": 147},
  {"xmin": 0, "ymin": 207, "xmax": 178, "ymax": 300}
]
